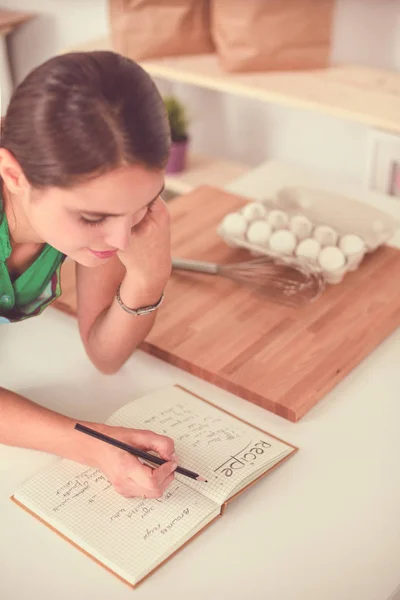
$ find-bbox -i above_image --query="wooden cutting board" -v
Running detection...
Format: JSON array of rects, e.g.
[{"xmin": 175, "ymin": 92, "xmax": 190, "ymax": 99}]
[{"xmin": 54, "ymin": 185, "xmax": 400, "ymax": 422}]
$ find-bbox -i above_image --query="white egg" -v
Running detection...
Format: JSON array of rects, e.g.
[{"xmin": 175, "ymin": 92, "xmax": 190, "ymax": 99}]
[
  {"xmin": 246, "ymin": 220, "xmax": 272, "ymax": 246},
  {"xmin": 295, "ymin": 238, "xmax": 321, "ymax": 263},
  {"xmin": 221, "ymin": 212, "xmax": 247, "ymax": 238},
  {"xmin": 338, "ymin": 234, "xmax": 366, "ymax": 270},
  {"xmin": 242, "ymin": 202, "xmax": 268, "ymax": 222},
  {"xmin": 268, "ymin": 230, "xmax": 297, "ymax": 255},
  {"xmin": 290, "ymin": 215, "xmax": 313, "ymax": 240},
  {"xmin": 313, "ymin": 225, "xmax": 338, "ymax": 247},
  {"xmin": 338, "ymin": 233, "xmax": 365, "ymax": 256},
  {"xmin": 318, "ymin": 246, "xmax": 346, "ymax": 271},
  {"xmin": 267, "ymin": 209, "xmax": 289, "ymax": 230}
]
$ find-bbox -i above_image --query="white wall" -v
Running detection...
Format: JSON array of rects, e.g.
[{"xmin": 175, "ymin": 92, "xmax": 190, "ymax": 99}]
[
  {"xmin": 2, "ymin": 0, "xmax": 400, "ymax": 187},
  {"xmin": 394, "ymin": 9, "xmax": 400, "ymax": 71},
  {"xmin": 166, "ymin": 81, "xmax": 370, "ymax": 187},
  {"xmin": 331, "ymin": 0, "xmax": 400, "ymax": 69},
  {"xmin": 3, "ymin": 0, "xmax": 109, "ymax": 82}
]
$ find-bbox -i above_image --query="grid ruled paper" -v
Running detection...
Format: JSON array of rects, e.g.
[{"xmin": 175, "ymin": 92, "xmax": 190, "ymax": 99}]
[
  {"xmin": 13, "ymin": 459, "xmax": 219, "ymax": 585},
  {"xmin": 106, "ymin": 386, "xmax": 293, "ymax": 505}
]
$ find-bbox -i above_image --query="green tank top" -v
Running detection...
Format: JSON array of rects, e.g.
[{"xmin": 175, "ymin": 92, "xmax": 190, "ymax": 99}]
[{"xmin": 0, "ymin": 192, "xmax": 66, "ymax": 324}]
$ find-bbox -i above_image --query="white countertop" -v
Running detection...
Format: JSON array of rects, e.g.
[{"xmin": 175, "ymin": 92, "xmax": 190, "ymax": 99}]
[{"xmin": 1, "ymin": 161, "xmax": 400, "ymax": 600}]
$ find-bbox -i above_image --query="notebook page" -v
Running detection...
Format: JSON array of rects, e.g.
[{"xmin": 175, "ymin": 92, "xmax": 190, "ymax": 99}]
[
  {"xmin": 229, "ymin": 450, "xmax": 292, "ymax": 498},
  {"xmin": 13, "ymin": 459, "xmax": 220, "ymax": 586},
  {"xmin": 106, "ymin": 386, "xmax": 294, "ymax": 505}
]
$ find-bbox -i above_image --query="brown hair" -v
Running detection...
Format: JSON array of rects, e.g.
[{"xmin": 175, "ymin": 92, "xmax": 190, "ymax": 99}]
[{"xmin": 0, "ymin": 51, "xmax": 171, "ymax": 188}]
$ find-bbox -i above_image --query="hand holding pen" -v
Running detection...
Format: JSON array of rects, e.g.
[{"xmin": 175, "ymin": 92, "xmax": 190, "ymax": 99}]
[{"xmin": 74, "ymin": 423, "xmax": 206, "ymax": 500}]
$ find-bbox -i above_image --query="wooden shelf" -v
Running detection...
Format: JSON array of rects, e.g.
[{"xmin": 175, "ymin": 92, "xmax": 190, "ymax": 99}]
[
  {"xmin": 165, "ymin": 154, "xmax": 249, "ymax": 195},
  {"xmin": 63, "ymin": 36, "xmax": 400, "ymax": 135},
  {"xmin": 0, "ymin": 9, "xmax": 33, "ymax": 35}
]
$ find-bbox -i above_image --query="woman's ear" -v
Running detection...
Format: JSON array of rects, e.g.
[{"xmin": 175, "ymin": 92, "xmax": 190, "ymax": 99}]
[{"xmin": 0, "ymin": 148, "xmax": 30, "ymax": 195}]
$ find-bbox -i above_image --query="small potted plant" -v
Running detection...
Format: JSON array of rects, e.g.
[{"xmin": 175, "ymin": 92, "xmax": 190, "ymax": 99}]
[{"xmin": 164, "ymin": 95, "xmax": 189, "ymax": 174}]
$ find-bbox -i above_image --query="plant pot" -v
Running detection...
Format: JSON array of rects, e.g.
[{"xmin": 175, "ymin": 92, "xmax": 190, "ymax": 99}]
[{"xmin": 166, "ymin": 139, "xmax": 188, "ymax": 174}]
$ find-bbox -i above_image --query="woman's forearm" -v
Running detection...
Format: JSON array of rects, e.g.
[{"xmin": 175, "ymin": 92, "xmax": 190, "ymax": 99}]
[
  {"xmin": 84, "ymin": 273, "xmax": 164, "ymax": 375},
  {"xmin": 0, "ymin": 387, "xmax": 178, "ymax": 500},
  {"xmin": 0, "ymin": 387, "xmax": 99, "ymax": 465}
]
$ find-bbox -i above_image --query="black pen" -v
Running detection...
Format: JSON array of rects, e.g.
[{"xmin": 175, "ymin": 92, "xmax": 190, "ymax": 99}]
[{"xmin": 74, "ymin": 423, "xmax": 207, "ymax": 482}]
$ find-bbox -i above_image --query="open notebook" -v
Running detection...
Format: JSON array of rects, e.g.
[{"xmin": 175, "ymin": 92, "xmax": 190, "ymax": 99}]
[{"xmin": 11, "ymin": 385, "xmax": 297, "ymax": 588}]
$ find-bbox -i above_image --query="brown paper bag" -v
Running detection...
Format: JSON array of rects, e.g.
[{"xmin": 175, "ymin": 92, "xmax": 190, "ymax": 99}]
[
  {"xmin": 108, "ymin": 0, "xmax": 214, "ymax": 61},
  {"xmin": 211, "ymin": 0, "xmax": 335, "ymax": 73}
]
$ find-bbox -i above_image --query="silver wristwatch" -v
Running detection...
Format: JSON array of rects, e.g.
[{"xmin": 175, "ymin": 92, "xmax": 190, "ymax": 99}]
[{"xmin": 116, "ymin": 283, "xmax": 165, "ymax": 316}]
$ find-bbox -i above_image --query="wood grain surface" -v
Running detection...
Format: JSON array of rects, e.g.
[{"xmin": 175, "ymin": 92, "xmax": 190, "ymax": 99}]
[{"xmin": 54, "ymin": 185, "xmax": 400, "ymax": 421}]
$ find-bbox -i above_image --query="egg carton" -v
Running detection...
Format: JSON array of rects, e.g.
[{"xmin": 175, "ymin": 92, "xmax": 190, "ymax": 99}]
[{"xmin": 217, "ymin": 185, "xmax": 400, "ymax": 284}]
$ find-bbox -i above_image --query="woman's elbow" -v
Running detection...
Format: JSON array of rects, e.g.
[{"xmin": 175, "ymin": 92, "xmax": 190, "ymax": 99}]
[{"xmin": 85, "ymin": 346, "xmax": 130, "ymax": 376}]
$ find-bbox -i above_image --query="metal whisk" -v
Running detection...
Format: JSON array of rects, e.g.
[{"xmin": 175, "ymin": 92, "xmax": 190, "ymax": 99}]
[{"xmin": 172, "ymin": 257, "xmax": 325, "ymax": 307}]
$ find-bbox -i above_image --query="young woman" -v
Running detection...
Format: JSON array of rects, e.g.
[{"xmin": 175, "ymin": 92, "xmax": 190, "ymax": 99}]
[{"xmin": 0, "ymin": 50, "xmax": 178, "ymax": 499}]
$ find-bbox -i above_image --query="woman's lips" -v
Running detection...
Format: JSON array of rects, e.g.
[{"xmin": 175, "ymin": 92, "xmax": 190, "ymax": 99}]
[{"xmin": 88, "ymin": 249, "xmax": 117, "ymax": 259}]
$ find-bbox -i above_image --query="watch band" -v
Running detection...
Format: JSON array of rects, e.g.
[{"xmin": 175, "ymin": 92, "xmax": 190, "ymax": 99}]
[{"xmin": 115, "ymin": 283, "xmax": 164, "ymax": 316}]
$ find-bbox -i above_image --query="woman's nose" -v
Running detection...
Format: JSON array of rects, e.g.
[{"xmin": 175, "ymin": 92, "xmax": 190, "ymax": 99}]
[{"xmin": 105, "ymin": 220, "xmax": 131, "ymax": 251}]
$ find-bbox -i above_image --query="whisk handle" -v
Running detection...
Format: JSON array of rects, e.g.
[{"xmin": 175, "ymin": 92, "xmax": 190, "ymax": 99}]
[{"xmin": 172, "ymin": 258, "xmax": 219, "ymax": 275}]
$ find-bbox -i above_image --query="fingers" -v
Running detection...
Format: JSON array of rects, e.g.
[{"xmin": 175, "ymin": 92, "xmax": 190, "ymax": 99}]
[
  {"xmin": 133, "ymin": 197, "xmax": 170, "ymax": 237},
  {"xmin": 130, "ymin": 460, "xmax": 176, "ymax": 499},
  {"xmin": 152, "ymin": 458, "xmax": 177, "ymax": 486},
  {"xmin": 133, "ymin": 429, "xmax": 177, "ymax": 462},
  {"xmin": 112, "ymin": 444, "xmax": 177, "ymax": 499},
  {"xmin": 112, "ymin": 454, "xmax": 175, "ymax": 499},
  {"xmin": 104, "ymin": 427, "xmax": 178, "ymax": 499},
  {"xmin": 129, "ymin": 461, "xmax": 176, "ymax": 499},
  {"xmin": 150, "ymin": 195, "xmax": 167, "ymax": 212},
  {"xmin": 149, "ymin": 196, "xmax": 171, "ymax": 223},
  {"xmin": 157, "ymin": 471, "xmax": 175, "ymax": 495}
]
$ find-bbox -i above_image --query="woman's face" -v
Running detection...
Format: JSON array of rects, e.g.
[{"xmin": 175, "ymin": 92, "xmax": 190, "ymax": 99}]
[{"xmin": 25, "ymin": 166, "xmax": 165, "ymax": 267}]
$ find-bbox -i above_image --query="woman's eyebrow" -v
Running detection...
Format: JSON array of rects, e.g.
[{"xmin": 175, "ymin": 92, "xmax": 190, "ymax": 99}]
[{"xmin": 78, "ymin": 184, "xmax": 165, "ymax": 217}]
